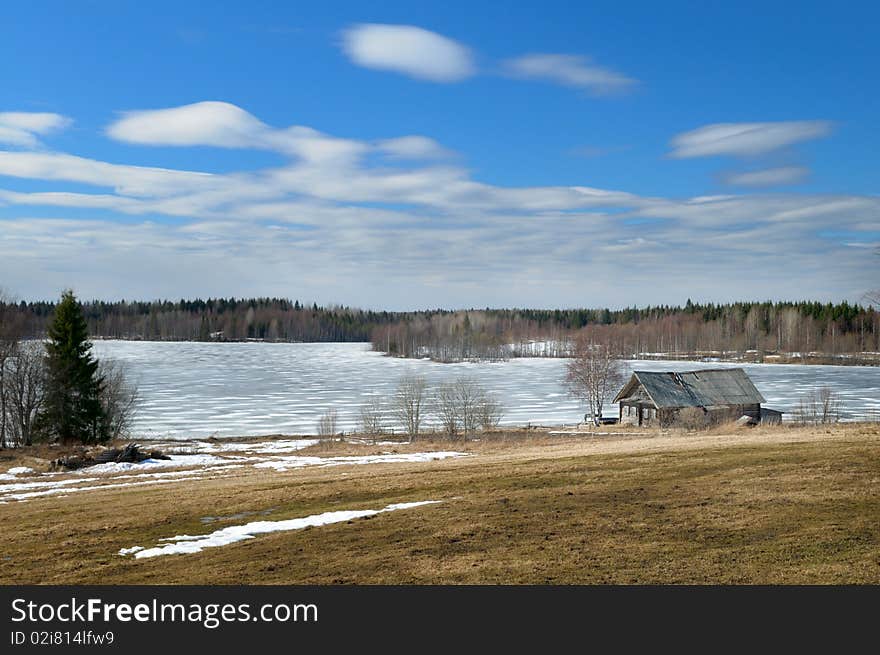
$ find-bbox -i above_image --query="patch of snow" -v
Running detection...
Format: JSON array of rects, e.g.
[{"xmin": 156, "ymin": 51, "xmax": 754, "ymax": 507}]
[
  {"xmin": 118, "ymin": 546, "xmax": 144, "ymax": 556},
  {"xmin": 190, "ymin": 439, "xmax": 320, "ymax": 454},
  {"xmin": 126, "ymin": 500, "xmax": 442, "ymax": 559},
  {"xmin": 78, "ymin": 454, "xmax": 235, "ymax": 475},
  {"xmin": 0, "ymin": 477, "xmax": 100, "ymax": 494},
  {"xmin": 112, "ymin": 466, "xmax": 242, "ymax": 481},
  {"xmin": 3, "ymin": 476, "xmax": 206, "ymax": 501},
  {"xmin": 252, "ymin": 451, "xmax": 467, "ymax": 472},
  {"xmin": 0, "ymin": 466, "xmax": 37, "ymax": 481}
]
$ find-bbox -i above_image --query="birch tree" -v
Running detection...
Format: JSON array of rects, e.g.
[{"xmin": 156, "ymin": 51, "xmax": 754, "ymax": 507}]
[
  {"xmin": 98, "ymin": 359, "xmax": 140, "ymax": 441},
  {"xmin": 393, "ymin": 375, "xmax": 427, "ymax": 441},
  {"xmin": 0, "ymin": 290, "xmax": 25, "ymax": 448},
  {"xmin": 3, "ymin": 342, "xmax": 45, "ymax": 446},
  {"xmin": 565, "ymin": 332, "xmax": 625, "ymax": 426}
]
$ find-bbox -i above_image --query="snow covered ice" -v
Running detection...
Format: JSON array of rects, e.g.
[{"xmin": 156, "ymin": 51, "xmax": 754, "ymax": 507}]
[{"xmin": 91, "ymin": 341, "xmax": 880, "ymax": 439}]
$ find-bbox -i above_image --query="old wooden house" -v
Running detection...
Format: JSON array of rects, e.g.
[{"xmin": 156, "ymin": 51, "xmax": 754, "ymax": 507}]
[{"xmin": 613, "ymin": 368, "xmax": 780, "ymax": 427}]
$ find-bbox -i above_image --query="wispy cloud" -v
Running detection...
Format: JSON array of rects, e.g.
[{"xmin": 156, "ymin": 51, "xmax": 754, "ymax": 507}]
[
  {"xmin": 338, "ymin": 25, "xmax": 637, "ymax": 98},
  {"xmin": 375, "ymin": 136, "xmax": 453, "ymax": 160},
  {"xmin": 501, "ymin": 54, "xmax": 637, "ymax": 94},
  {"xmin": 0, "ymin": 112, "xmax": 72, "ymax": 148},
  {"xmin": 721, "ymin": 166, "xmax": 810, "ymax": 187},
  {"xmin": 1, "ymin": 102, "xmax": 877, "ymax": 306},
  {"xmin": 669, "ymin": 121, "xmax": 833, "ymax": 158},
  {"xmin": 0, "ymin": 150, "xmax": 218, "ymax": 197},
  {"xmin": 340, "ymin": 24, "xmax": 475, "ymax": 82},
  {"xmin": 107, "ymin": 101, "xmax": 458, "ymax": 167}
]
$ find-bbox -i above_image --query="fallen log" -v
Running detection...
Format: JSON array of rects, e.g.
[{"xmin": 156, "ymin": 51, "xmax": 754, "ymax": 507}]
[
  {"xmin": 52, "ymin": 443, "xmax": 169, "ymax": 470},
  {"xmin": 52, "ymin": 454, "xmax": 90, "ymax": 470}
]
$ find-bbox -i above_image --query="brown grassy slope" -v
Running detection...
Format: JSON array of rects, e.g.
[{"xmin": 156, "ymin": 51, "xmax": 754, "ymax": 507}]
[{"xmin": 0, "ymin": 424, "xmax": 878, "ymax": 584}]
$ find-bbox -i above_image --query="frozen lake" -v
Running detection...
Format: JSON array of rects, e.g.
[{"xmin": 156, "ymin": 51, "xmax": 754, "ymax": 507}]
[{"xmin": 92, "ymin": 341, "xmax": 880, "ymax": 439}]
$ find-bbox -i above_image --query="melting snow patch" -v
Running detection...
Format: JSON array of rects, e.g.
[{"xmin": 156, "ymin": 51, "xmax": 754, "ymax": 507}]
[
  {"xmin": 113, "ymin": 467, "xmax": 241, "ymax": 481},
  {"xmin": 3, "ymin": 476, "xmax": 206, "ymax": 501},
  {"xmin": 253, "ymin": 451, "xmax": 467, "ymax": 472},
  {"xmin": 124, "ymin": 500, "xmax": 442, "ymax": 559},
  {"xmin": 0, "ymin": 466, "xmax": 36, "ymax": 481},
  {"xmin": 190, "ymin": 439, "xmax": 320, "ymax": 454},
  {"xmin": 344, "ymin": 439, "xmax": 412, "ymax": 446},
  {"xmin": 118, "ymin": 546, "xmax": 144, "ymax": 556},
  {"xmin": 0, "ymin": 478, "xmax": 100, "ymax": 494},
  {"xmin": 79, "ymin": 454, "xmax": 234, "ymax": 475}
]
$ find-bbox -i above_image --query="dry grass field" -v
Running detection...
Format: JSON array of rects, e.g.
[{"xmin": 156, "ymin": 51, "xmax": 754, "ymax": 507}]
[{"xmin": 1, "ymin": 423, "xmax": 878, "ymax": 584}]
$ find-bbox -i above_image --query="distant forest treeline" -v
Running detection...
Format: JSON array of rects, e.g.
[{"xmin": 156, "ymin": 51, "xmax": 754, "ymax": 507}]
[
  {"xmin": 3, "ymin": 298, "xmax": 388, "ymax": 342},
  {"xmin": 371, "ymin": 300, "xmax": 880, "ymax": 364},
  {"xmin": 2, "ymin": 298, "xmax": 878, "ymax": 364}
]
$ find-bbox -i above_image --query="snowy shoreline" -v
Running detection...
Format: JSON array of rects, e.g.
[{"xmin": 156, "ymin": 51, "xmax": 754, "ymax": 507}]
[{"xmin": 0, "ymin": 441, "xmax": 469, "ymax": 505}]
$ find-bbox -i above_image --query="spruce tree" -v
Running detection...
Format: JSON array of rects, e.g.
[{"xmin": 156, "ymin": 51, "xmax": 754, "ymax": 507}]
[
  {"xmin": 198, "ymin": 314, "xmax": 211, "ymax": 341},
  {"xmin": 36, "ymin": 290, "xmax": 108, "ymax": 443}
]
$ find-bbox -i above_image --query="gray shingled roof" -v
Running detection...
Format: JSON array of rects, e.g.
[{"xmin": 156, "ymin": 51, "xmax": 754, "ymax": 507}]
[{"xmin": 613, "ymin": 368, "xmax": 766, "ymax": 409}]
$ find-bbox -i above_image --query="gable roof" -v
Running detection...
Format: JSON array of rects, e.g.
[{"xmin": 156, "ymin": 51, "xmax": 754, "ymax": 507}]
[{"xmin": 613, "ymin": 368, "xmax": 766, "ymax": 409}]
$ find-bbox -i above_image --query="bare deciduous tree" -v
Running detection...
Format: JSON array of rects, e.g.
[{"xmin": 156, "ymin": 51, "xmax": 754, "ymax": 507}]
[
  {"xmin": 818, "ymin": 387, "xmax": 842, "ymax": 423},
  {"xmin": 0, "ymin": 339, "xmax": 11, "ymax": 449},
  {"xmin": 317, "ymin": 408, "xmax": 339, "ymax": 440},
  {"xmin": 434, "ymin": 382, "xmax": 459, "ymax": 436},
  {"xmin": 794, "ymin": 386, "xmax": 841, "ymax": 425},
  {"xmin": 0, "ymin": 289, "xmax": 25, "ymax": 448},
  {"xmin": 453, "ymin": 377, "xmax": 483, "ymax": 437},
  {"xmin": 3, "ymin": 341, "xmax": 46, "ymax": 446},
  {"xmin": 432, "ymin": 377, "xmax": 503, "ymax": 439},
  {"xmin": 393, "ymin": 375, "xmax": 427, "ymax": 441},
  {"xmin": 476, "ymin": 392, "xmax": 503, "ymax": 431},
  {"xmin": 565, "ymin": 332, "xmax": 625, "ymax": 426},
  {"xmin": 98, "ymin": 359, "xmax": 140, "ymax": 441},
  {"xmin": 358, "ymin": 396, "xmax": 385, "ymax": 440}
]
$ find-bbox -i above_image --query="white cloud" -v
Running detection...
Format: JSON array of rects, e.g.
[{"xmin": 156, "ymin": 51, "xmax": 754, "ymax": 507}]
[
  {"xmin": 502, "ymin": 54, "xmax": 636, "ymax": 94},
  {"xmin": 278, "ymin": 126, "xmax": 368, "ymax": 163},
  {"xmin": 376, "ymin": 136, "xmax": 452, "ymax": 159},
  {"xmin": 107, "ymin": 101, "xmax": 389, "ymax": 165},
  {"xmin": 1, "ymin": 103, "xmax": 877, "ymax": 307},
  {"xmin": 721, "ymin": 166, "xmax": 810, "ymax": 187},
  {"xmin": 0, "ymin": 112, "xmax": 70, "ymax": 133},
  {"xmin": 2, "ymin": 201, "xmax": 875, "ymax": 308},
  {"xmin": 0, "ymin": 112, "xmax": 72, "ymax": 147},
  {"xmin": 341, "ymin": 24, "xmax": 475, "ymax": 82},
  {"xmin": 0, "ymin": 151, "xmax": 218, "ymax": 197},
  {"xmin": 106, "ymin": 101, "xmax": 266, "ymax": 148},
  {"xmin": 670, "ymin": 121, "xmax": 833, "ymax": 158}
]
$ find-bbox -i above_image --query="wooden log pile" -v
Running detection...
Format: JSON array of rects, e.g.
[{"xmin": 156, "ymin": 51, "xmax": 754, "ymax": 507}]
[{"xmin": 52, "ymin": 443, "xmax": 170, "ymax": 471}]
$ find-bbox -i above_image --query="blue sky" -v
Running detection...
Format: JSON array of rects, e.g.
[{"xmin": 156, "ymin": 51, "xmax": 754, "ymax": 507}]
[{"xmin": 1, "ymin": 1, "xmax": 878, "ymax": 308}]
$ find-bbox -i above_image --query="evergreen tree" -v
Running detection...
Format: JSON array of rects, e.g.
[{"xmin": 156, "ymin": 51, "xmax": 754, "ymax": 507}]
[
  {"xmin": 36, "ymin": 290, "xmax": 107, "ymax": 443},
  {"xmin": 198, "ymin": 314, "xmax": 211, "ymax": 342}
]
